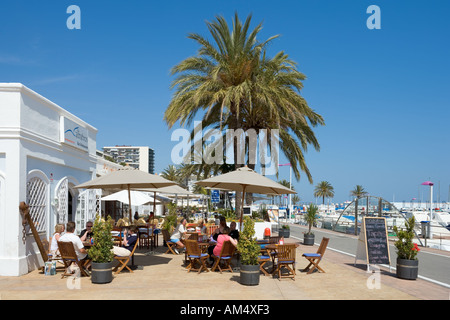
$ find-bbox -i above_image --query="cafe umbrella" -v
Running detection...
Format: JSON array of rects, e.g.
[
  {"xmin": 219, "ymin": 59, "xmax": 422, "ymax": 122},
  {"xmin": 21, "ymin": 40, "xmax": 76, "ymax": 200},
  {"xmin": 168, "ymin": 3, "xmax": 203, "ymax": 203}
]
[
  {"xmin": 136, "ymin": 184, "xmax": 196, "ymax": 213},
  {"xmin": 195, "ymin": 166, "xmax": 296, "ymax": 228},
  {"xmin": 74, "ymin": 168, "xmax": 177, "ymax": 221},
  {"xmin": 101, "ymin": 190, "xmax": 167, "ymax": 206}
]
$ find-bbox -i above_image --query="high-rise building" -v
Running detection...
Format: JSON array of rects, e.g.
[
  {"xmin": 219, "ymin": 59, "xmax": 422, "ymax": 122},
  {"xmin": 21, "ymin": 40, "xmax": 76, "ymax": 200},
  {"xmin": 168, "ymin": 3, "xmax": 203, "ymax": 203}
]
[{"xmin": 103, "ymin": 146, "xmax": 155, "ymax": 174}]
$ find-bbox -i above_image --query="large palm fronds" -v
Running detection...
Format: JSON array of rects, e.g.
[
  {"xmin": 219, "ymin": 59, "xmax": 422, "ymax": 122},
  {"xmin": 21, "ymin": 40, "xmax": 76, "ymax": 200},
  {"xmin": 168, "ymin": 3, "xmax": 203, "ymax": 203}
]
[{"xmin": 165, "ymin": 13, "xmax": 324, "ymax": 184}]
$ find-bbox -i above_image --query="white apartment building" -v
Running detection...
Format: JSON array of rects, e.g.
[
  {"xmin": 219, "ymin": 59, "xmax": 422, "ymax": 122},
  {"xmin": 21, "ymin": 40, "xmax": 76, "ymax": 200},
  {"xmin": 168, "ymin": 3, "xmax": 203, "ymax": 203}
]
[{"xmin": 103, "ymin": 146, "xmax": 155, "ymax": 174}]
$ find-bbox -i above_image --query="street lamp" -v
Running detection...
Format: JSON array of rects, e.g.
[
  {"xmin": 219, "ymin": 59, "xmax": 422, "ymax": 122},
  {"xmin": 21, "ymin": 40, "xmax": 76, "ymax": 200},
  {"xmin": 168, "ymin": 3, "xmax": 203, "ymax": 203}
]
[
  {"xmin": 421, "ymin": 181, "xmax": 434, "ymax": 221},
  {"xmin": 279, "ymin": 163, "xmax": 292, "ymax": 221}
]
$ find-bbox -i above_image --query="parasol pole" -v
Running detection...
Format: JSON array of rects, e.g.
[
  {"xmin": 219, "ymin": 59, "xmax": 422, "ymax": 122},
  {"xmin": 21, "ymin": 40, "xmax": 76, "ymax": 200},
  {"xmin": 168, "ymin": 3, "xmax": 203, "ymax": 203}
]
[
  {"xmin": 127, "ymin": 184, "xmax": 132, "ymax": 221},
  {"xmin": 154, "ymin": 191, "xmax": 157, "ymax": 216},
  {"xmin": 239, "ymin": 185, "xmax": 247, "ymax": 231}
]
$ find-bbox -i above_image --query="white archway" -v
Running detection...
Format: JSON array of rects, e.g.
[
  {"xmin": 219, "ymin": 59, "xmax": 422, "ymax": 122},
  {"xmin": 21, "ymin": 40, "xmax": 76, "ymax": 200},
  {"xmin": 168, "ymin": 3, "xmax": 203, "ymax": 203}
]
[{"xmin": 26, "ymin": 169, "xmax": 50, "ymax": 234}]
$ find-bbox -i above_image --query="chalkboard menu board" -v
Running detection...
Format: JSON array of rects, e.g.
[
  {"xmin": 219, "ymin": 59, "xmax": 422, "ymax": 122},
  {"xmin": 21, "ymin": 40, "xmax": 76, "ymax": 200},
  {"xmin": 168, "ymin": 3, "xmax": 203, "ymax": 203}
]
[{"xmin": 364, "ymin": 217, "xmax": 390, "ymax": 265}]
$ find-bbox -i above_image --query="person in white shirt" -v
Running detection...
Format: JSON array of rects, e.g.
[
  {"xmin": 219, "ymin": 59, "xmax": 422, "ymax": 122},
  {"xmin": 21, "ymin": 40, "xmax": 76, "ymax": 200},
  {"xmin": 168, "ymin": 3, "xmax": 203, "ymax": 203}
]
[
  {"xmin": 170, "ymin": 218, "xmax": 187, "ymax": 254},
  {"xmin": 59, "ymin": 221, "xmax": 88, "ymax": 261}
]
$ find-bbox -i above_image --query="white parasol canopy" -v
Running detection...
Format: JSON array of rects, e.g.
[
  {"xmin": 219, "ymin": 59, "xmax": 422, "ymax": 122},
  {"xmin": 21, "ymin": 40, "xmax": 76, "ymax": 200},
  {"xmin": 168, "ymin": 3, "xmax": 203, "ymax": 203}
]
[
  {"xmin": 75, "ymin": 168, "xmax": 176, "ymax": 220},
  {"xmin": 101, "ymin": 190, "xmax": 166, "ymax": 206},
  {"xmin": 195, "ymin": 166, "xmax": 295, "ymax": 227}
]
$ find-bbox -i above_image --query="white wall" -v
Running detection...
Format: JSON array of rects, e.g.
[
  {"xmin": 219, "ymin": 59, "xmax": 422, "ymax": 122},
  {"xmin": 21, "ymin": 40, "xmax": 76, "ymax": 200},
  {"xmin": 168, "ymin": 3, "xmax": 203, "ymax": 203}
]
[{"xmin": 0, "ymin": 83, "xmax": 98, "ymax": 276}]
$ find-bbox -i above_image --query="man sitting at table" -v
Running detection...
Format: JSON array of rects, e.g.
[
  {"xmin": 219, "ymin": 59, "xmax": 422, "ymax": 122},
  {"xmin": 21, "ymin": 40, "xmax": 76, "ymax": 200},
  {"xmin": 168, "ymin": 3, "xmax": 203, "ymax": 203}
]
[
  {"xmin": 79, "ymin": 220, "xmax": 93, "ymax": 242},
  {"xmin": 113, "ymin": 225, "xmax": 138, "ymax": 257},
  {"xmin": 59, "ymin": 221, "xmax": 88, "ymax": 261},
  {"xmin": 229, "ymin": 221, "xmax": 240, "ymax": 241}
]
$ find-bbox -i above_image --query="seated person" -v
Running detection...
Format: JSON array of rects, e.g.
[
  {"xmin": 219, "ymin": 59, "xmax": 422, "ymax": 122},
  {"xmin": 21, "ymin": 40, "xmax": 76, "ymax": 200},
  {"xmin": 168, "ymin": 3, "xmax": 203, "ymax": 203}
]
[
  {"xmin": 59, "ymin": 221, "xmax": 88, "ymax": 261},
  {"xmin": 228, "ymin": 221, "xmax": 240, "ymax": 241},
  {"xmin": 113, "ymin": 225, "xmax": 138, "ymax": 257},
  {"xmin": 50, "ymin": 224, "xmax": 65, "ymax": 258},
  {"xmin": 79, "ymin": 220, "xmax": 93, "ymax": 242},
  {"xmin": 196, "ymin": 219, "xmax": 207, "ymax": 234},
  {"xmin": 208, "ymin": 226, "xmax": 238, "ymax": 260},
  {"xmin": 170, "ymin": 218, "xmax": 187, "ymax": 254},
  {"xmin": 212, "ymin": 216, "xmax": 227, "ymax": 241}
]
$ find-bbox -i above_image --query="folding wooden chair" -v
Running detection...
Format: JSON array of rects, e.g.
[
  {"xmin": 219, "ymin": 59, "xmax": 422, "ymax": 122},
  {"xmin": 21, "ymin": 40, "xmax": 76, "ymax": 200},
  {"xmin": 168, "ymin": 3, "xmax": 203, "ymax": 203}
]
[
  {"xmin": 258, "ymin": 254, "xmax": 271, "ymax": 276},
  {"xmin": 162, "ymin": 229, "xmax": 178, "ymax": 254},
  {"xmin": 149, "ymin": 224, "xmax": 158, "ymax": 249},
  {"xmin": 211, "ymin": 240, "xmax": 236, "ymax": 274},
  {"xmin": 274, "ymin": 244, "xmax": 296, "ymax": 280},
  {"xmin": 57, "ymin": 241, "xmax": 91, "ymax": 278},
  {"xmin": 302, "ymin": 237, "xmax": 330, "ymax": 274},
  {"xmin": 138, "ymin": 226, "xmax": 150, "ymax": 249},
  {"xmin": 265, "ymin": 236, "xmax": 281, "ymax": 269},
  {"xmin": 113, "ymin": 236, "xmax": 139, "ymax": 275},
  {"xmin": 185, "ymin": 240, "xmax": 209, "ymax": 274},
  {"xmin": 183, "ymin": 233, "xmax": 199, "ymax": 262},
  {"xmin": 207, "ymin": 225, "xmax": 219, "ymax": 237}
]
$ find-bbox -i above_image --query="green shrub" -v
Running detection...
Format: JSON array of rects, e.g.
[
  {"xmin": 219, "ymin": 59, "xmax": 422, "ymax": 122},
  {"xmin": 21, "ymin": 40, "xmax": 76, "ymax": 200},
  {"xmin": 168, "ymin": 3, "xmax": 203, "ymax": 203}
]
[
  {"xmin": 393, "ymin": 216, "xmax": 420, "ymax": 260},
  {"xmin": 237, "ymin": 216, "xmax": 260, "ymax": 265},
  {"xmin": 88, "ymin": 215, "xmax": 114, "ymax": 263}
]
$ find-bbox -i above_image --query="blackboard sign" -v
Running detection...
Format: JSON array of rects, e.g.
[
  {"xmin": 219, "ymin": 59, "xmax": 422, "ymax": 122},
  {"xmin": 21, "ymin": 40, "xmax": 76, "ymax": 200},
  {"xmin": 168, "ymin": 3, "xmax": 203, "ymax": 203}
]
[{"xmin": 363, "ymin": 217, "xmax": 390, "ymax": 265}]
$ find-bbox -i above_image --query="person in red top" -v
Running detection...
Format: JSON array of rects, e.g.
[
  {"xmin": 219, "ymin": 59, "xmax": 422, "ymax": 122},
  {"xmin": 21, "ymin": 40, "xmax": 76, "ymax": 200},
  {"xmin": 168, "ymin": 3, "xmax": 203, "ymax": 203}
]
[{"xmin": 211, "ymin": 226, "xmax": 238, "ymax": 257}]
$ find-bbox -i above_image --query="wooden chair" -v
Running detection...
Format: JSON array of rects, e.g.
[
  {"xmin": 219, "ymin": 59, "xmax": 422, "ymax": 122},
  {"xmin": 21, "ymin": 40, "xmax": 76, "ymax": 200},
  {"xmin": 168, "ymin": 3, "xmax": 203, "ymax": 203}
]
[
  {"xmin": 113, "ymin": 236, "xmax": 139, "ymax": 275},
  {"xmin": 112, "ymin": 232, "xmax": 123, "ymax": 247},
  {"xmin": 258, "ymin": 254, "xmax": 271, "ymax": 276},
  {"xmin": 185, "ymin": 232, "xmax": 199, "ymax": 241},
  {"xmin": 207, "ymin": 225, "xmax": 219, "ymax": 237},
  {"xmin": 185, "ymin": 240, "xmax": 209, "ymax": 274},
  {"xmin": 266, "ymin": 236, "xmax": 281, "ymax": 267},
  {"xmin": 302, "ymin": 237, "xmax": 329, "ymax": 274},
  {"xmin": 138, "ymin": 226, "xmax": 150, "ymax": 249},
  {"xmin": 274, "ymin": 244, "xmax": 296, "ymax": 280},
  {"xmin": 183, "ymin": 233, "xmax": 199, "ymax": 262},
  {"xmin": 149, "ymin": 224, "xmax": 158, "ymax": 249},
  {"xmin": 269, "ymin": 236, "xmax": 281, "ymax": 244},
  {"xmin": 211, "ymin": 240, "xmax": 236, "ymax": 274},
  {"xmin": 57, "ymin": 241, "xmax": 91, "ymax": 278},
  {"xmin": 162, "ymin": 229, "xmax": 178, "ymax": 254}
]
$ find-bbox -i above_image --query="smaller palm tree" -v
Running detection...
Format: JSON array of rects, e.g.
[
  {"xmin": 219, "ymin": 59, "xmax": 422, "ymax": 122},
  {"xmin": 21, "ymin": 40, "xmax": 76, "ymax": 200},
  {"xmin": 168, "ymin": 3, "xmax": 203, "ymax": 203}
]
[
  {"xmin": 313, "ymin": 181, "xmax": 335, "ymax": 204},
  {"xmin": 161, "ymin": 165, "xmax": 180, "ymax": 183},
  {"xmin": 292, "ymin": 194, "xmax": 301, "ymax": 206},
  {"xmin": 350, "ymin": 185, "xmax": 368, "ymax": 199}
]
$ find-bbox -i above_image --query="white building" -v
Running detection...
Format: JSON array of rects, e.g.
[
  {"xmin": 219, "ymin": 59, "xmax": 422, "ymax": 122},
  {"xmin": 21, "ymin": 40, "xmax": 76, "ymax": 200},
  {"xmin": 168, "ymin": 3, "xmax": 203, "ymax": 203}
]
[
  {"xmin": 0, "ymin": 83, "xmax": 120, "ymax": 276},
  {"xmin": 103, "ymin": 146, "xmax": 155, "ymax": 174}
]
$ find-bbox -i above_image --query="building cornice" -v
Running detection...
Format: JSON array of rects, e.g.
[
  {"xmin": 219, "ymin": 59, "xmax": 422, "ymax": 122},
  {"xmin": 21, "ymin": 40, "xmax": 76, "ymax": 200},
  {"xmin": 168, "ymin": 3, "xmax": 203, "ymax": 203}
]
[{"xmin": 0, "ymin": 83, "xmax": 98, "ymax": 133}]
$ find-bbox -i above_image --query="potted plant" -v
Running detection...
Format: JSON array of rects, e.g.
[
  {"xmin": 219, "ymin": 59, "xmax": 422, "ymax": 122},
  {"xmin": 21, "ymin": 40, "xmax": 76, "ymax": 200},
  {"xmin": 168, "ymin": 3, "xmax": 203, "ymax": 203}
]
[
  {"xmin": 279, "ymin": 224, "xmax": 290, "ymax": 238},
  {"xmin": 304, "ymin": 204, "xmax": 318, "ymax": 245},
  {"xmin": 393, "ymin": 216, "xmax": 420, "ymax": 280},
  {"xmin": 237, "ymin": 216, "xmax": 261, "ymax": 286},
  {"xmin": 88, "ymin": 215, "xmax": 115, "ymax": 284},
  {"xmin": 162, "ymin": 202, "xmax": 177, "ymax": 247}
]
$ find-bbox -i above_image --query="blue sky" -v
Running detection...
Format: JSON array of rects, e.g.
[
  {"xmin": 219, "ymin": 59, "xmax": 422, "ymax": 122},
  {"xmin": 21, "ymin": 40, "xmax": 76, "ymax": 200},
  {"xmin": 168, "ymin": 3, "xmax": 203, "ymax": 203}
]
[{"xmin": 1, "ymin": 0, "xmax": 449, "ymax": 204}]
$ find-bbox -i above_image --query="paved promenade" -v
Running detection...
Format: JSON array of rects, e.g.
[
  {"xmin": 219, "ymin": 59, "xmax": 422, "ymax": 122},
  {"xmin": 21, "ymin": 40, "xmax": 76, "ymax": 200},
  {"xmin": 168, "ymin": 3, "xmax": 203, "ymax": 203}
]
[{"xmin": 0, "ymin": 234, "xmax": 448, "ymax": 301}]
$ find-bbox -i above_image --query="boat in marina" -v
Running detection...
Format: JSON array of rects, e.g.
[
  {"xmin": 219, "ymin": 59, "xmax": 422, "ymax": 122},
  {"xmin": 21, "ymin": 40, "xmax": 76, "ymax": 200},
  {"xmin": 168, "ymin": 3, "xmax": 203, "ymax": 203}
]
[{"xmin": 401, "ymin": 208, "xmax": 450, "ymax": 237}]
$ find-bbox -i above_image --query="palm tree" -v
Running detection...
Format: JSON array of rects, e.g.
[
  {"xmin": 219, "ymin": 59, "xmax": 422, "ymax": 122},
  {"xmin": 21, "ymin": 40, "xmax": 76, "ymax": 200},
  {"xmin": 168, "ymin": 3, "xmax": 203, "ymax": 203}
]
[
  {"xmin": 313, "ymin": 181, "xmax": 335, "ymax": 204},
  {"xmin": 350, "ymin": 185, "xmax": 368, "ymax": 199},
  {"xmin": 160, "ymin": 165, "xmax": 181, "ymax": 183},
  {"xmin": 292, "ymin": 194, "xmax": 301, "ymax": 206},
  {"xmin": 164, "ymin": 13, "xmax": 324, "ymax": 184}
]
